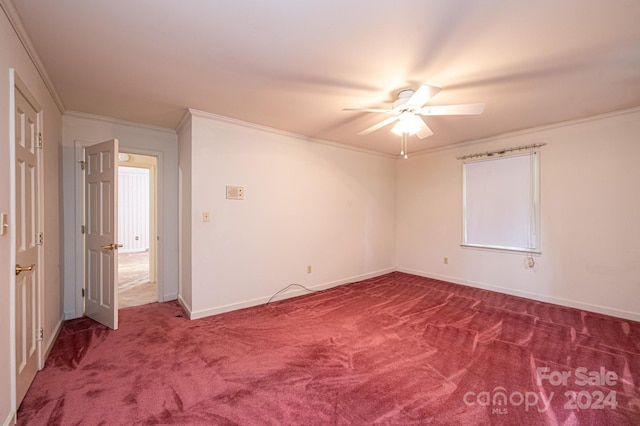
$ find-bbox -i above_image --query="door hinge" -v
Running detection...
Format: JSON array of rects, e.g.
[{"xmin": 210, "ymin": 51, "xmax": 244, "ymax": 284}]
[
  {"xmin": 79, "ymin": 160, "xmax": 86, "ymax": 170},
  {"xmin": 81, "ymin": 225, "xmax": 85, "ymax": 234},
  {"xmin": 82, "ymin": 288, "xmax": 85, "ymax": 298},
  {"xmin": 38, "ymin": 327, "xmax": 43, "ymax": 341},
  {"xmin": 37, "ymin": 232, "xmax": 44, "ymax": 245},
  {"xmin": 37, "ymin": 133, "xmax": 43, "ymax": 149}
]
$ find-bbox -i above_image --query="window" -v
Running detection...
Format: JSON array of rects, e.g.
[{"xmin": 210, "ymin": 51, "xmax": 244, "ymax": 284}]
[{"xmin": 462, "ymin": 152, "xmax": 540, "ymax": 253}]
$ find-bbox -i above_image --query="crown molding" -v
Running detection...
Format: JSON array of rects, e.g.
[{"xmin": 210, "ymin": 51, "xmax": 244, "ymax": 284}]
[
  {"xmin": 410, "ymin": 105, "xmax": 640, "ymax": 159},
  {"xmin": 65, "ymin": 110, "xmax": 177, "ymax": 135},
  {"xmin": 175, "ymin": 108, "xmax": 192, "ymax": 135},
  {"xmin": 185, "ymin": 108, "xmax": 396, "ymax": 159},
  {"xmin": 1, "ymin": 0, "xmax": 65, "ymax": 114}
]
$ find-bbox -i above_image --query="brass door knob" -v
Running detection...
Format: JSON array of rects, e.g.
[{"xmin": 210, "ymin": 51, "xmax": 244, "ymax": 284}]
[
  {"xmin": 101, "ymin": 243, "xmax": 124, "ymax": 251},
  {"xmin": 15, "ymin": 264, "xmax": 35, "ymax": 276}
]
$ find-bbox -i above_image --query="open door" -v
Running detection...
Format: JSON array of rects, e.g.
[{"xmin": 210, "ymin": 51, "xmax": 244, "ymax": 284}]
[{"xmin": 84, "ymin": 139, "xmax": 120, "ymax": 330}]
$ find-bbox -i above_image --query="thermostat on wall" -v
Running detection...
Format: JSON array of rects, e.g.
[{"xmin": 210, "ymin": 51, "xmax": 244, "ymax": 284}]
[{"xmin": 226, "ymin": 185, "xmax": 244, "ymax": 200}]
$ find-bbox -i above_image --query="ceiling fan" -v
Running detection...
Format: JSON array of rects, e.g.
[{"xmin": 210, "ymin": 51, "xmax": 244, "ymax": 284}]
[{"xmin": 343, "ymin": 84, "xmax": 485, "ymax": 140}]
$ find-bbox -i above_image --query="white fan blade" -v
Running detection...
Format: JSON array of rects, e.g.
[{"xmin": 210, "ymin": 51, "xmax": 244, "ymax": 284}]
[
  {"xmin": 416, "ymin": 118, "xmax": 434, "ymax": 139},
  {"xmin": 419, "ymin": 103, "xmax": 485, "ymax": 116},
  {"xmin": 342, "ymin": 107, "xmax": 394, "ymax": 113},
  {"xmin": 407, "ymin": 84, "xmax": 441, "ymax": 108},
  {"xmin": 358, "ymin": 116, "xmax": 398, "ymax": 136}
]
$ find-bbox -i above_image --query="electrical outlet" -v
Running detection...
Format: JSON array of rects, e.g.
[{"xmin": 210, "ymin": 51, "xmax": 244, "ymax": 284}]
[
  {"xmin": 444, "ymin": 257, "xmax": 448, "ymax": 265},
  {"xmin": 307, "ymin": 265, "xmax": 312, "ymax": 274},
  {"xmin": 203, "ymin": 211, "xmax": 210, "ymax": 222}
]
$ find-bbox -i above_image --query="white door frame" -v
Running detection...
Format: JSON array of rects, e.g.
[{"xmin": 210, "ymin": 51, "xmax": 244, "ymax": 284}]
[
  {"xmin": 74, "ymin": 142, "xmax": 164, "ymax": 317},
  {"xmin": 9, "ymin": 69, "xmax": 44, "ymax": 411}
]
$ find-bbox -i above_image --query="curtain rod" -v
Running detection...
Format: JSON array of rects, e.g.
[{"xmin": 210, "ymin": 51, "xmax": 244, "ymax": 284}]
[{"xmin": 456, "ymin": 143, "xmax": 546, "ymax": 161}]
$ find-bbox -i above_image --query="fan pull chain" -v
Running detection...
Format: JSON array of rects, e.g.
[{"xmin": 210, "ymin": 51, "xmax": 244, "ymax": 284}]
[{"xmin": 401, "ymin": 133, "xmax": 409, "ymax": 159}]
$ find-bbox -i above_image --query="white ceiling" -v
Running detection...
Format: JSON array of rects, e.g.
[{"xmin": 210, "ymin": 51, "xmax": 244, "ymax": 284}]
[{"xmin": 8, "ymin": 0, "xmax": 640, "ymax": 155}]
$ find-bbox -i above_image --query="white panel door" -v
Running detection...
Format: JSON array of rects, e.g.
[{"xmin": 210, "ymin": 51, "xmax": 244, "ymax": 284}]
[
  {"xmin": 84, "ymin": 139, "xmax": 119, "ymax": 330},
  {"xmin": 14, "ymin": 83, "xmax": 41, "ymax": 407}
]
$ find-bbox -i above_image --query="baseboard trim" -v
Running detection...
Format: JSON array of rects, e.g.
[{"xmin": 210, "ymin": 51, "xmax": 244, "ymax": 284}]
[
  {"xmin": 162, "ymin": 292, "xmax": 178, "ymax": 303},
  {"xmin": 3, "ymin": 410, "xmax": 16, "ymax": 426},
  {"xmin": 43, "ymin": 315, "xmax": 65, "ymax": 363},
  {"xmin": 64, "ymin": 309, "xmax": 79, "ymax": 320},
  {"xmin": 177, "ymin": 294, "xmax": 193, "ymax": 319},
  {"xmin": 188, "ymin": 268, "xmax": 396, "ymax": 320},
  {"xmin": 398, "ymin": 267, "xmax": 640, "ymax": 322}
]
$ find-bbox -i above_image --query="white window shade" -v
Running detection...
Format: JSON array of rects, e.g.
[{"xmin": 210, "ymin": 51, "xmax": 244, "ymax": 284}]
[{"xmin": 463, "ymin": 152, "xmax": 540, "ymax": 252}]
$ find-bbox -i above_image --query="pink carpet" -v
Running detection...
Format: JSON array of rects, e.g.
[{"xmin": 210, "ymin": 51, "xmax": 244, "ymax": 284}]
[{"xmin": 17, "ymin": 272, "xmax": 640, "ymax": 425}]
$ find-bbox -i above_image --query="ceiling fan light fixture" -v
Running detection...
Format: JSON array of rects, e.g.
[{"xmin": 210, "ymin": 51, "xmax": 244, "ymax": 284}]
[
  {"xmin": 391, "ymin": 112, "xmax": 422, "ymax": 135},
  {"xmin": 344, "ymin": 83, "xmax": 484, "ymax": 142}
]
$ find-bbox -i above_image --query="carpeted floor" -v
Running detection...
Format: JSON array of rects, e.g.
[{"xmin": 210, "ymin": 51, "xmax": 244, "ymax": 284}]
[{"xmin": 17, "ymin": 272, "xmax": 640, "ymax": 425}]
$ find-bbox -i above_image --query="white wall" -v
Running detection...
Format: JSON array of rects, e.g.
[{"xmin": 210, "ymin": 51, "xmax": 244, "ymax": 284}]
[
  {"xmin": 396, "ymin": 108, "xmax": 640, "ymax": 321},
  {"xmin": 1, "ymin": 4, "xmax": 63, "ymax": 423},
  {"xmin": 179, "ymin": 110, "xmax": 396, "ymax": 318},
  {"xmin": 62, "ymin": 112, "xmax": 179, "ymax": 318}
]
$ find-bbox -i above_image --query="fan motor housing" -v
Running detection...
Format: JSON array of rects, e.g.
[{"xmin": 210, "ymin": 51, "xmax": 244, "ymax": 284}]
[{"xmin": 393, "ymin": 90, "xmax": 415, "ymax": 110}]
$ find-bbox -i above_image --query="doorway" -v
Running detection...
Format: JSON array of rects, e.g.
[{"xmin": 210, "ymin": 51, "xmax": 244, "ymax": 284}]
[
  {"xmin": 78, "ymin": 140, "xmax": 163, "ymax": 329},
  {"xmin": 117, "ymin": 153, "xmax": 158, "ymax": 308}
]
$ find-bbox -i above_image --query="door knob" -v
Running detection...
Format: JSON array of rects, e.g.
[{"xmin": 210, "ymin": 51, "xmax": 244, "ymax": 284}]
[
  {"xmin": 15, "ymin": 264, "xmax": 35, "ymax": 276},
  {"xmin": 101, "ymin": 243, "xmax": 124, "ymax": 251}
]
